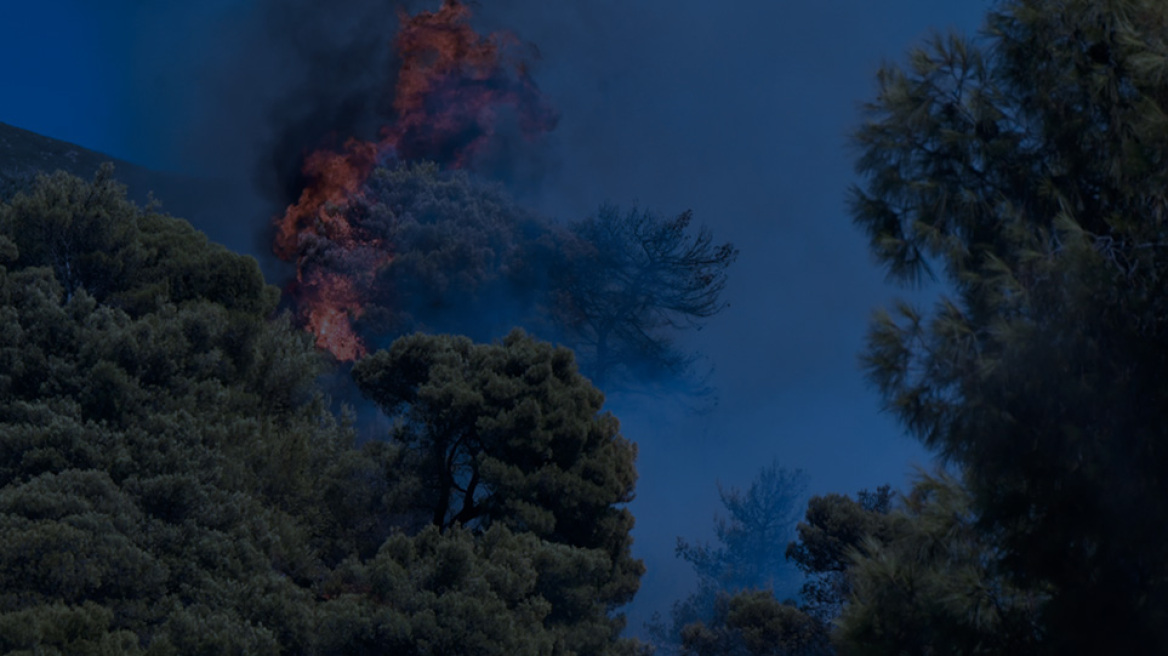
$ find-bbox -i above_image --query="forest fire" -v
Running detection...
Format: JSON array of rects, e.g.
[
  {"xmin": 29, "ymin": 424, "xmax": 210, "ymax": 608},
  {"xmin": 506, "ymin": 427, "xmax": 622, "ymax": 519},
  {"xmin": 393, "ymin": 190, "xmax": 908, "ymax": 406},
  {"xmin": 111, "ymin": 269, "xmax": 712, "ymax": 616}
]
[
  {"xmin": 274, "ymin": 0, "xmax": 557, "ymax": 360},
  {"xmin": 297, "ymin": 270, "xmax": 369, "ymax": 362}
]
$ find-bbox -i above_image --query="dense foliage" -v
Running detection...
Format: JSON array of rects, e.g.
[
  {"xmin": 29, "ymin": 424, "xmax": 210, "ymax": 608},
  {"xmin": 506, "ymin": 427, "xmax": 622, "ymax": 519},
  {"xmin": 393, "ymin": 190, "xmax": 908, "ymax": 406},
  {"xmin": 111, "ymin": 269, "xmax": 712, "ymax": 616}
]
[
  {"xmin": 785, "ymin": 485, "xmax": 892, "ymax": 625},
  {"xmin": 0, "ymin": 166, "xmax": 334, "ymax": 653},
  {"xmin": 0, "ymin": 167, "xmax": 647, "ymax": 655},
  {"xmin": 834, "ymin": 472, "xmax": 1044, "ymax": 654},
  {"xmin": 352, "ymin": 330, "xmax": 645, "ymax": 649},
  {"xmin": 848, "ymin": 0, "xmax": 1168, "ymax": 651}
]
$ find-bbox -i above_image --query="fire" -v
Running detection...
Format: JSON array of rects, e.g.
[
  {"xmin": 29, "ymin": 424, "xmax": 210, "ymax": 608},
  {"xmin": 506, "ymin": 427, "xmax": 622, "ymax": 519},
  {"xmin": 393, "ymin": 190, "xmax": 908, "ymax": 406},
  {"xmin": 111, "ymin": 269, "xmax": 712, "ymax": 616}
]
[
  {"xmin": 273, "ymin": 139, "xmax": 379, "ymax": 262},
  {"xmin": 274, "ymin": 0, "xmax": 557, "ymax": 361},
  {"xmin": 389, "ymin": 0, "xmax": 558, "ymax": 164},
  {"xmin": 299, "ymin": 270, "xmax": 368, "ymax": 361}
]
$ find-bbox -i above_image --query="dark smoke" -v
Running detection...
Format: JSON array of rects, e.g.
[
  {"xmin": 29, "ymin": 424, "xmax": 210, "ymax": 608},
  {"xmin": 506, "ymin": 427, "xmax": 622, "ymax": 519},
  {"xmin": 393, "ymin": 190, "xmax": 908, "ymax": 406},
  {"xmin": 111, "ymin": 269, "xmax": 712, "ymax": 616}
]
[
  {"xmin": 173, "ymin": 0, "xmax": 559, "ymax": 211},
  {"xmin": 223, "ymin": 1, "xmax": 400, "ymax": 201}
]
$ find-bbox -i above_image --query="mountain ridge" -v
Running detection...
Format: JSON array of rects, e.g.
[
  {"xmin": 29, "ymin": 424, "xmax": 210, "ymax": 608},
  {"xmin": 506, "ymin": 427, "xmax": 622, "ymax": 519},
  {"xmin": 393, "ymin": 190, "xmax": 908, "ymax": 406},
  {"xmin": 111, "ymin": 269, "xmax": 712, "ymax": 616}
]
[
  {"xmin": 0, "ymin": 120, "xmax": 156, "ymax": 198},
  {"xmin": 0, "ymin": 120, "xmax": 274, "ymax": 258}
]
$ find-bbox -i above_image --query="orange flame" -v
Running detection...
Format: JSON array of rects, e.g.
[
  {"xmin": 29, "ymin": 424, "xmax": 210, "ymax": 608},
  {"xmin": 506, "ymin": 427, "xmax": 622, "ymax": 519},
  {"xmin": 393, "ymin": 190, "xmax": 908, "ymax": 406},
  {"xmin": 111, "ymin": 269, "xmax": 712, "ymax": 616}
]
[
  {"xmin": 274, "ymin": 138, "xmax": 379, "ymax": 261},
  {"xmin": 300, "ymin": 270, "xmax": 368, "ymax": 361},
  {"xmin": 274, "ymin": 0, "xmax": 557, "ymax": 361},
  {"xmin": 388, "ymin": 0, "xmax": 557, "ymax": 164}
]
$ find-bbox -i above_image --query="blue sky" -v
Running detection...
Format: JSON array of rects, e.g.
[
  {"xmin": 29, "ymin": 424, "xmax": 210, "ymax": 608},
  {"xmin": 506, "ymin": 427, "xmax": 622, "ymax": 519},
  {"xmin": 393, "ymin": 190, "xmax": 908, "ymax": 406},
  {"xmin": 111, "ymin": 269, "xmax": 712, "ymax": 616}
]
[{"xmin": 0, "ymin": 0, "xmax": 990, "ymax": 633}]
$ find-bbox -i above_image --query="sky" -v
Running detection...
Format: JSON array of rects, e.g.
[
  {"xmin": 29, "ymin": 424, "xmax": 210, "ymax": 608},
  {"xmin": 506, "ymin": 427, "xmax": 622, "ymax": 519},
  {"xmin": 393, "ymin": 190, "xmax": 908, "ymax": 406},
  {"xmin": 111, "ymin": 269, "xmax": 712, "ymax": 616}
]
[{"xmin": 0, "ymin": 0, "xmax": 989, "ymax": 636}]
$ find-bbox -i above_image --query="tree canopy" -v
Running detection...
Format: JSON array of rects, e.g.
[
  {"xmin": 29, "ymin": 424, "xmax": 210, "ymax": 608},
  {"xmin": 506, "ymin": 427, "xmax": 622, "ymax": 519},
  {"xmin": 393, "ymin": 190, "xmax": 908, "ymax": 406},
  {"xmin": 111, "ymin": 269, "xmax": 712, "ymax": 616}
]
[
  {"xmin": 784, "ymin": 485, "xmax": 893, "ymax": 625},
  {"xmin": 550, "ymin": 204, "xmax": 738, "ymax": 389},
  {"xmin": 351, "ymin": 330, "xmax": 645, "ymax": 649},
  {"xmin": 833, "ymin": 471, "xmax": 1045, "ymax": 655},
  {"xmin": 850, "ymin": 0, "xmax": 1168, "ymax": 651},
  {"xmin": 0, "ymin": 166, "xmax": 340, "ymax": 653},
  {"xmin": 0, "ymin": 167, "xmax": 650, "ymax": 655}
]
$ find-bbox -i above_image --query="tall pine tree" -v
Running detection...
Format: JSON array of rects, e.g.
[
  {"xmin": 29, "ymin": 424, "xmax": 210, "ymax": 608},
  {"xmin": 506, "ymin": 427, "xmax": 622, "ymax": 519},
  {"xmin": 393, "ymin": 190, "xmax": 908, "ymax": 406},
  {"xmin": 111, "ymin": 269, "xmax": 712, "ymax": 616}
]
[{"xmin": 850, "ymin": 0, "xmax": 1168, "ymax": 651}]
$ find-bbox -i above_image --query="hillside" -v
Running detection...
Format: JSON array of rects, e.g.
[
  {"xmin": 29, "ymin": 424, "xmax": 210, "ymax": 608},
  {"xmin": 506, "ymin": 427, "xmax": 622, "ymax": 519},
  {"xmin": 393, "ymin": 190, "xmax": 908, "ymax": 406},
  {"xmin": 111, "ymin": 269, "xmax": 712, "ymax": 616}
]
[{"xmin": 0, "ymin": 121, "xmax": 270, "ymax": 256}]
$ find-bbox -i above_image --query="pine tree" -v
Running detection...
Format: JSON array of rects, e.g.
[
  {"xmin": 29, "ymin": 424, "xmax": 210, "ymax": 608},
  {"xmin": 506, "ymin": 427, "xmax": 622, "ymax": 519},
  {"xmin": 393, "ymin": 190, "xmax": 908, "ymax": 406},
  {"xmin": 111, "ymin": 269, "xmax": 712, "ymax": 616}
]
[
  {"xmin": 850, "ymin": 0, "xmax": 1168, "ymax": 650},
  {"xmin": 552, "ymin": 204, "xmax": 738, "ymax": 389},
  {"xmin": 0, "ymin": 166, "xmax": 659, "ymax": 655},
  {"xmin": 834, "ymin": 472, "xmax": 1044, "ymax": 655},
  {"xmin": 351, "ymin": 329, "xmax": 646, "ymax": 653}
]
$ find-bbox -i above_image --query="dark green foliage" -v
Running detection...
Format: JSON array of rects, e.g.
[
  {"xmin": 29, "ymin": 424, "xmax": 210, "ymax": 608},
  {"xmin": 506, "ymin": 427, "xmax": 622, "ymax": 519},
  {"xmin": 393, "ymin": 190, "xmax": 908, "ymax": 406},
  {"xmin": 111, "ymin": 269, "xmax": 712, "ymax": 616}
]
[
  {"xmin": 785, "ymin": 486, "xmax": 892, "ymax": 622},
  {"xmin": 351, "ymin": 331, "xmax": 638, "ymax": 543},
  {"xmin": 850, "ymin": 0, "xmax": 1168, "ymax": 651},
  {"xmin": 0, "ymin": 168, "xmax": 649, "ymax": 655},
  {"xmin": 2, "ymin": 164, "xmax": 278, "ymax": 316},
  {"xmin": 725, "ymin": 592, "xmax": 828, "ymax": 656},
  {"xmin": 834, "ymin": 472, "xmax": 1044, "ymax": 655},
  {"xmin": 313, "ymin": 523, "xmax": 651, "ymax": 656},
  {"xmin": 352, "ymin": 330, "xmax": 645, "ymax": 653},
  {"xmin": 313, "ymin": 439, "xmax": 424, "ymax": 564},
  {"xmin": 0, "ymin": 168, "xmax": 341, "ymax": 653},
  {"xmin": 551, "ymin": 205, "xmax": 738, "ymax": 389},
  {"xmin": 313, "ymin": 525, "xmax": 556, "ymax": 656},
  {"xmin": 0, "ymin": 601, "xmax": 144, "ymax": 655},
  {"xmin": 677, "ymin": 591, "xmax": 830, "ymax": 656}
]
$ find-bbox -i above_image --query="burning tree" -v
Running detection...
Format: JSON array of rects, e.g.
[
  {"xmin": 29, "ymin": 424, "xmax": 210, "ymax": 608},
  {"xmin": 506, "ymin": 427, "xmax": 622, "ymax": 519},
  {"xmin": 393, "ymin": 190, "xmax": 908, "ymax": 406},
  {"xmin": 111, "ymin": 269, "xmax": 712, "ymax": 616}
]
[
  {"xmin": 273, "ymin": 0, "xmax": 557, "ymax": 361},
  {"xmin": 353, "ymin": 161, "xmax": 557, "ymax": 345},
  {"xmin": 270, "ymin": 0, "xmax": 737, "ymax": 398}
]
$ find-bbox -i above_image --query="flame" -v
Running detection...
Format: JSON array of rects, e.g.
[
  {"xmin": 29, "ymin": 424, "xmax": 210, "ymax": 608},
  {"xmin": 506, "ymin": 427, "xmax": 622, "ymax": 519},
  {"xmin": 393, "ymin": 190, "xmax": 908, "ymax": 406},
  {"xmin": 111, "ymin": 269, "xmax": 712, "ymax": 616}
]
[
  {"xmin": 299, "ymin": 270, "xmax": 368, "ymax": 361},
  {"xmin": 273, "ymin": 138, "xmax": 379, "ymax": 261},
  {"xmin": 389, "ymin": 0, "xmax": 557, "ymax": 164},
  {"xmin": 274, "ymin": 0, "xmax": 557, "ymax": 361}
]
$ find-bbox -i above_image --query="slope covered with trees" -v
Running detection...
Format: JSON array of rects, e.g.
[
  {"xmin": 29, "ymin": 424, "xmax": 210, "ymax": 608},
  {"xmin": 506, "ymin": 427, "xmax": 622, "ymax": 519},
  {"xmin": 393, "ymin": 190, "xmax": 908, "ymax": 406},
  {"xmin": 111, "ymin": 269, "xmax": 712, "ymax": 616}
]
[{"xmin": 0, "ymin": 167, "xmax": 649, "ymax": 654}]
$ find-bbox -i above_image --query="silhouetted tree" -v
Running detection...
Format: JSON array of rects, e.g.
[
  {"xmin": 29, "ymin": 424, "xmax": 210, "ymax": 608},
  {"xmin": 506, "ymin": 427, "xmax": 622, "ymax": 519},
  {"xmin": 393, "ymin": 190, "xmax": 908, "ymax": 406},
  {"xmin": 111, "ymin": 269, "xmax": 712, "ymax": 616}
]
[
  {"xmin": 677, "ymin": 461, "xmax": 808, "ymax": 595},
  {"xmin": 679, "ymin": 590, "xmax": 831, "ymax": 656},
  {"xmin": 851, "ymin": 0, "xmax": 1168, "ymax": 650},
  {"xmin": 651, "ymin": 462, "xmax": 810, "ymax": 655},
  {"xmin": 553, "ymin": 204, "xmax": 738, "ymax": 389},
  {"xmin": 668, "ymin": 484, "xmax": 894, "ymax": 656},
  {"xmin": 346, "ymin": 163, "xmax": 737, "ymax": 394}
]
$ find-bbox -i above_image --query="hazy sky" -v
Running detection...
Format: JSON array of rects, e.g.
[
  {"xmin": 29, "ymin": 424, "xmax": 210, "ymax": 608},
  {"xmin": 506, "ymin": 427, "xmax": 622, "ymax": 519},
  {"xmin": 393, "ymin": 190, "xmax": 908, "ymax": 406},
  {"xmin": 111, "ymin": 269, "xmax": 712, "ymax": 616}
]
[{"xmin": 1, "ymin": 0, "xmax": 989, "ymax": 634}]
